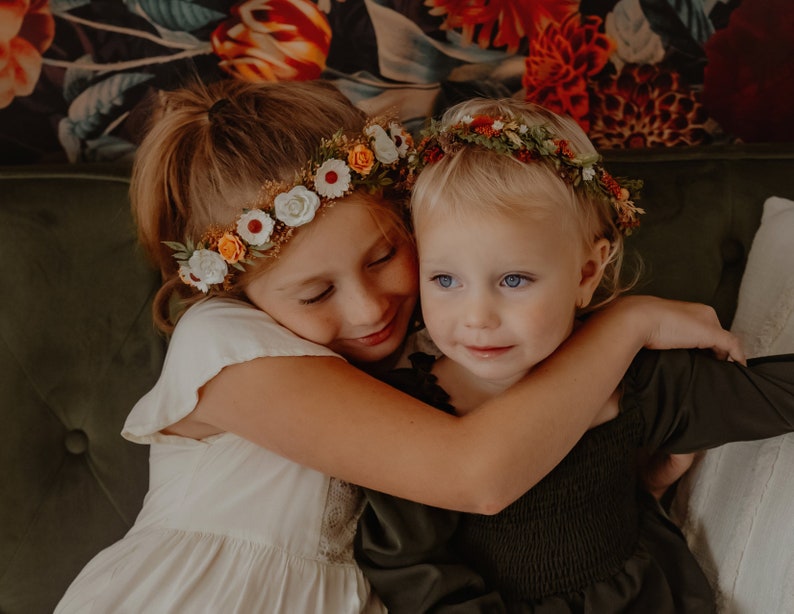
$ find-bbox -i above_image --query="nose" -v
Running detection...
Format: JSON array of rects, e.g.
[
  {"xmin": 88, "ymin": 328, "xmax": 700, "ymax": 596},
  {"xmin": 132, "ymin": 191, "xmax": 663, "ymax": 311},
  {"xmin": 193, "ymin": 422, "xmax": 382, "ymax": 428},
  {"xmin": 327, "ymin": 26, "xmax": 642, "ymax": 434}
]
[
  {"xmin": 462, "ymin": 290, "xmax": 499, "ymax": 329},
  {"xmin": 344, "ymin": 277, "xmax": 390, "ymax": 327}
]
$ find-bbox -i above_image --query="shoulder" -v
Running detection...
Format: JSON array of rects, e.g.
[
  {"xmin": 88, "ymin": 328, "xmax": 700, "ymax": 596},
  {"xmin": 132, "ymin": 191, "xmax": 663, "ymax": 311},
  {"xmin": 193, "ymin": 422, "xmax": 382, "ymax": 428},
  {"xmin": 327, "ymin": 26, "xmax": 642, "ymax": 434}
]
[{"xmin": 172, "ymin": 297, "xmax": 340, "ymax": 360}]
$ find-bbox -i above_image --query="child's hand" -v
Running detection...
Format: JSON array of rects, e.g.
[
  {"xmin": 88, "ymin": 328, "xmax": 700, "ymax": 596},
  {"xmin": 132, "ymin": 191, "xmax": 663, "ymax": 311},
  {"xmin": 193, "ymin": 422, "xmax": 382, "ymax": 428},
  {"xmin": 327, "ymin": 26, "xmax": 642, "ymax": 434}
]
[
  {"xmin": 614, "ymin": 295, "xmax": 746, "ymax": 364},
  {"xmin": 639, "ymin": 451, "xmax": 696, "ymax": 501}
]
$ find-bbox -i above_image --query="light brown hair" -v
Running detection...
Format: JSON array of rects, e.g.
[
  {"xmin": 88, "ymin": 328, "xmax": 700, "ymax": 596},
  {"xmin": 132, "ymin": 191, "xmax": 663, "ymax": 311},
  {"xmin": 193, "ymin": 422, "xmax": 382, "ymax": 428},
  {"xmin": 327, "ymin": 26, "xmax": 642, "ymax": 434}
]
[
  {"xmin": 131, "ymin": 79, "xmax": 409, "ymax": 333},
  {"xmin": 411, "ymin": 98, "xmax": 635, "ymax": 311}
]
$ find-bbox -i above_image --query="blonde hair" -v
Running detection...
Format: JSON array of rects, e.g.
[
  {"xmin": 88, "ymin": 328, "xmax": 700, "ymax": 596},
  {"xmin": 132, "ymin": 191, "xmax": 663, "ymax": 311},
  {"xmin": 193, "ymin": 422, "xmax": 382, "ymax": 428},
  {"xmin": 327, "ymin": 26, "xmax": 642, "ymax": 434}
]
[
  {"xmin": 411, "ymin": 98, "xmax": 634, "ymax": 311},
  {"xmin": 131, "ymin": 79, "xmax": 408, "ymax": 333}
]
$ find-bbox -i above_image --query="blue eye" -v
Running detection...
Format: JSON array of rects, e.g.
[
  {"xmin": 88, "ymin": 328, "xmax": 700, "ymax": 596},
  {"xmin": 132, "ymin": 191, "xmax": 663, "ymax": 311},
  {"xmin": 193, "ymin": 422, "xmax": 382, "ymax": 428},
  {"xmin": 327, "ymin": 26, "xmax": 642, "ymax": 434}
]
[
  {"xmin": 502, "ymin": 274, "xmax": 529, "ymax": 288},
  {"xmin": 431, "ymin": 274, "xmax": 457, "ymax": 289}
]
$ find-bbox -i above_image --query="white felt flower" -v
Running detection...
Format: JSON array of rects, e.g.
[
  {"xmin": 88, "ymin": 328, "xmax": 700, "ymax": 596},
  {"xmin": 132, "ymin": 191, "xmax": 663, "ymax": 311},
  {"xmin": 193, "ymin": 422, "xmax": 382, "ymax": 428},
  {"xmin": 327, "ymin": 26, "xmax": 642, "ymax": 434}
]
[
  {"xmin": 582, "ymin": 166, "xmax": 596, "ymax": 181},
  {"xmin": 236, "ymin": 209, "xmax": 275, "ymax": 245},
  {"xmin": 389, "ymin": 122, "xmax": 411, "ymax": 157},
  {"xmin": 274, "ymin": 185, "xmax": 322, "ymax": 226},
  {"xmin": 314, "ymin": 159, "xmax": 351, "ymax": 199},
  {"xmin": 366, "ymin": 124, "xmax": 399, "ymax": 164},
  {"xmin": 184, "ymin": 249, "xmax": 228, "ymax": 292}
]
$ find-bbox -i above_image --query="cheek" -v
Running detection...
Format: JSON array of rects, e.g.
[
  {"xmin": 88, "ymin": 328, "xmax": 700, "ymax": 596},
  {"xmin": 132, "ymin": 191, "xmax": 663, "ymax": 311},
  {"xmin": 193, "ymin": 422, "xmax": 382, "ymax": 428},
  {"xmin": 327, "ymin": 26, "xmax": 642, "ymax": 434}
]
[{"xmin": 389, "ymin": 250, "xmax": 419, "ymax": 297}]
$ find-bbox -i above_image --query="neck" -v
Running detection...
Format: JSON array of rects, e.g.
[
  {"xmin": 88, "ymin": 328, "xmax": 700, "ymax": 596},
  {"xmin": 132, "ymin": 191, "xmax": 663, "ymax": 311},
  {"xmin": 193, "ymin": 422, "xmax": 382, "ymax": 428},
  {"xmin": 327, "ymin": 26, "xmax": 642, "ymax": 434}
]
[{"xmin": 433, "ymin": 356, "xmax": 526, "ymax": 416}]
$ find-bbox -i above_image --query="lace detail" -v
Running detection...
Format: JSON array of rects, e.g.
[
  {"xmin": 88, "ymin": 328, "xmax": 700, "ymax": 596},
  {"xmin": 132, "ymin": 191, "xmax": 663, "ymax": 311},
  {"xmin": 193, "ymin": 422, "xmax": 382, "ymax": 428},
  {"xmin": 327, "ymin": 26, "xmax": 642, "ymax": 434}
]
[{"xmin": 318, "ymin": 478, "xmax": 365, "ymax": 564}]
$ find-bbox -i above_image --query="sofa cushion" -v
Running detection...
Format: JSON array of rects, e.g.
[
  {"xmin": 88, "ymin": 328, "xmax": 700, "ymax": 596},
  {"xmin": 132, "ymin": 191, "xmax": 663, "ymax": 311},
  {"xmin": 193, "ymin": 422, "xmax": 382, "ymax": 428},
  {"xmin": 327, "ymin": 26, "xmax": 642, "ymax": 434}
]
[
  {"xmin": 672, "ymin": 196, "xmax": 794, "ymax": 612},
  {"xmin": 0, "ymin": 165, "xmax": 165, "ymax": 613}
]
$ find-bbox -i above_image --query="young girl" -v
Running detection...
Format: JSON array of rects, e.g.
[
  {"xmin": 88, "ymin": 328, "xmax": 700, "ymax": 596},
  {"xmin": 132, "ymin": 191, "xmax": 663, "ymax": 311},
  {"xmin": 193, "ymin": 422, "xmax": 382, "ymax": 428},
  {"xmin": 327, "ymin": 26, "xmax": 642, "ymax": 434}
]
[
  {"xmin": 55, "ymin": 81, "xmax": 743, "ymax": 613},
  {"xmin": 355, "ymin": 99, "xmax": 794, "ymax": 613}
]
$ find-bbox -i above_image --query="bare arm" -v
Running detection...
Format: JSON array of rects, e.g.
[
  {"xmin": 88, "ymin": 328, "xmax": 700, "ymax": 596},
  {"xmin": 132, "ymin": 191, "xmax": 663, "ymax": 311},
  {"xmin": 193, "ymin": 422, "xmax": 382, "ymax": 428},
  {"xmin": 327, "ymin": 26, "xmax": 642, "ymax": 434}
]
[{"xmin": 180, "ymin": 295, "xmax": 743, "ymax": 514}]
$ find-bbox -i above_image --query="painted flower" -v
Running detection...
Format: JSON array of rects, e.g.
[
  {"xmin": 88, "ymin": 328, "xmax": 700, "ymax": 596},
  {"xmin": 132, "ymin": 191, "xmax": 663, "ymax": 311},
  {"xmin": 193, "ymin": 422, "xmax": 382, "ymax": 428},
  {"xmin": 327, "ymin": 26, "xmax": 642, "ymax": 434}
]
[
  {"xmin": 185, "ymin": 250, "xmax": 229, "ymax": 292},
  {"xmin": 702, "ymin": 0, "xmax": 794, "ymax": 143},
  {"xmin": 425, "ymin": 0, "xmax": 579, "ymax": 53},
  {"xmin": 365, "ymin": 124, "xmax": 399, "ymax": 164},
  {"xmin": 522, "ymin": 14, "xmax": 616, "ymax": 132},
  {"xmin": 314, "ymin": 159, "xmax": 351, "ymax": 198},
  {"xmin": 604, "ymin": 0, "xmax": 665, "ymax": 71},
  {"xmin": 274, "ymin": 185, "xmax": 321, "ymax": 226},
  {"xmin": 217, "ymin": 232, "xmax": 247, "ymax": 264},
  {"xmin": 348, "ymin": 144, "xmax": 374, "ymax": 176},
  {"xmin": 211, "ymin": 0, "xmax": 332, "ymax": 82},
  {"xmin": 236, "ymin": 209, "xmax": 275, "ymax": 245},
  {"xmin": 588, "ymin": 64, "xmax": 712, "ymax": 149},
  {"xmin": 389, "ymin": 122, "xmax": 412, "ymax": 157},
  {"xmin": 0, "ymin": 0, "xmax": 55, "ymax": 109}
]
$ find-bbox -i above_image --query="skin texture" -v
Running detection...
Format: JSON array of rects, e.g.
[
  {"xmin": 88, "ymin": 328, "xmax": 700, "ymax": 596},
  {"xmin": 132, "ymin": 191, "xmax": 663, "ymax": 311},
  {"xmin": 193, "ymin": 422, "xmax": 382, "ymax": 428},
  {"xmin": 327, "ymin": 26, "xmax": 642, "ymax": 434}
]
[
  {"xmin": 246, "ymin": 197, "xmax": 418, "ymax": 367},
  {"xmin": 417, "ymin": 206, "xmax": 610, "ymax": 410}
]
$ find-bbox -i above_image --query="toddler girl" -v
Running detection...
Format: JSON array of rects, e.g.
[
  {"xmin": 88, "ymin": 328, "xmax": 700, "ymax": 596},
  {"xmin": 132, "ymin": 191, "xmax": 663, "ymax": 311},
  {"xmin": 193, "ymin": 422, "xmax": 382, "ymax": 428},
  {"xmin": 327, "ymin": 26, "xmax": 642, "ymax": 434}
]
[{"xmin": 355, "ymin": 98, "xmax": 794, "ymax": 613}]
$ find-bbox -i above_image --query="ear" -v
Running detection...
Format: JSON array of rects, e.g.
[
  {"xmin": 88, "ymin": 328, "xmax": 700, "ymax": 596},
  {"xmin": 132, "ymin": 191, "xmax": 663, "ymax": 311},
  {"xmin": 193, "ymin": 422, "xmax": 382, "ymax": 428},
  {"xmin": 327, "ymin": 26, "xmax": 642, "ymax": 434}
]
[{"xmin": 576, "ymin": 238, "xmax": 612, "ymax": 309}]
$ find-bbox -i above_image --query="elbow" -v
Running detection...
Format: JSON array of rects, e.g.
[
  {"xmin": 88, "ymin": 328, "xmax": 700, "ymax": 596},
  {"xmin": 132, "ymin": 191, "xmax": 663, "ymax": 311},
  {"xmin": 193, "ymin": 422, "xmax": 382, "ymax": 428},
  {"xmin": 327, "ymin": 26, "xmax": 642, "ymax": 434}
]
[{"xmin": 456, "ymin": 458, "xmax": 533, "ymax": 515}]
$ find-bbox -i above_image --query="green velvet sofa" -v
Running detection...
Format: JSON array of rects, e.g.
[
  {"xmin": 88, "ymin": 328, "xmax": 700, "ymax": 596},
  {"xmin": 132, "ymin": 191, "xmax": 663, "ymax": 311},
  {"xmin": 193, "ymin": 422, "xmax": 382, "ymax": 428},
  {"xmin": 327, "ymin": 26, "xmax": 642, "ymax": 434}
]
[{"xmin": 2, "ymin": 144, "xmax": 794, "ymax": 613}]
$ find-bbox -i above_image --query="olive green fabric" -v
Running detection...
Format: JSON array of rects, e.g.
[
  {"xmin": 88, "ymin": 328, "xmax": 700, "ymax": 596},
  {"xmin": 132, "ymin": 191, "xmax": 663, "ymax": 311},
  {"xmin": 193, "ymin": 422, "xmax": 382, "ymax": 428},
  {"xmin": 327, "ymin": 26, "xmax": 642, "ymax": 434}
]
[
  {"xmin": 607, "ymin": 144, "xmax": 794, "ymax": 326},
  {"xmin": 0, "ymin": 165, "xmax": 165, "ymax": 613},
  {"xmin": 0, "ymin": 144, "xmax": 792, "ymax": 612}
]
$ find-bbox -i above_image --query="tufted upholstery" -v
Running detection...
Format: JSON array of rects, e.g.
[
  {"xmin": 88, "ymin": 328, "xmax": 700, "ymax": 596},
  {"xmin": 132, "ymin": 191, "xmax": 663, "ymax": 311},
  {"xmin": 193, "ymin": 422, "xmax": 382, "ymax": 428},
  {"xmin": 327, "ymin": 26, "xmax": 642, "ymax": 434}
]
[
  {"xmin": 0, "ymin": 145, "xmax": 792, "ymax": 612},
  {"xmin": 608, "ymin": 144, "xmax": 794, "ymax": 326},
  {"xmin": 0, "ymin": 165, "xmax": 165, "ymax": 613}
]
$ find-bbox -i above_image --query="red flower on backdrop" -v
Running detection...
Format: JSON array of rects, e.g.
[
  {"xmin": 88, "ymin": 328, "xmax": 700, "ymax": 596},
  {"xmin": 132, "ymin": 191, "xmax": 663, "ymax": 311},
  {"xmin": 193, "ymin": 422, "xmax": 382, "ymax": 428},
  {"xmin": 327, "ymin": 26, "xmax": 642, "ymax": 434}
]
[
  {"xmin": 587, "ymin": 64, "xmax": 711, "ymax": 149},
  {"xmin": 211, "ymin": 0, "xmax": 331, "ymax": 82},
  {"xmin": 0, "ymin": 0, "xmax": 55, "ymax": 109},
  {"xmin": 522, "ymin": 14, "xmax": 615, "ymax": 132},
  {"xmin": 703, "ymin": 0, "xmax": 794, "ymax": 143},
  {"xmin": 426, "ymin": 0, "xmax": 579, "ymax": 54}
]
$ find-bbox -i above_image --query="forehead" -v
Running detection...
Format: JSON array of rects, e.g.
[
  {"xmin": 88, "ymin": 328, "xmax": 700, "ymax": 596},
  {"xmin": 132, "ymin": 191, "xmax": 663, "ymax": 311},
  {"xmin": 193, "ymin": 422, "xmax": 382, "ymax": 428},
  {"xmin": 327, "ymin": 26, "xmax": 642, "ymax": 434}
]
[
  {"xmin": 416, "ymin": 205, "xmax": 582, "ymax": 266},
  {"xmin": 259, "ymin": 198, "xmax": 399, "ymax": 281}
]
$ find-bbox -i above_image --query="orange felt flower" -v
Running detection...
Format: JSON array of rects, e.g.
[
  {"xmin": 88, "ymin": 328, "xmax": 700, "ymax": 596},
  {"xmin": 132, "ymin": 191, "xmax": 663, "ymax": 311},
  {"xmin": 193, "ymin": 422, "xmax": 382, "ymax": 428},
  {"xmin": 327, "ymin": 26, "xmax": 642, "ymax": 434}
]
[
  {"xmin": 211, "ymin": 0, "xmax": 331, "ymax": 82},
  {"xmin": 217, "ymin": 232, "xmax": 247, "ymax": 264},
  {"xmin": 347, "ymin": 144, "xmax": 374, "ymax": 176},
  {"xmin": 0, "ymin": 0, "xmax": 55, "ymax": 109}
]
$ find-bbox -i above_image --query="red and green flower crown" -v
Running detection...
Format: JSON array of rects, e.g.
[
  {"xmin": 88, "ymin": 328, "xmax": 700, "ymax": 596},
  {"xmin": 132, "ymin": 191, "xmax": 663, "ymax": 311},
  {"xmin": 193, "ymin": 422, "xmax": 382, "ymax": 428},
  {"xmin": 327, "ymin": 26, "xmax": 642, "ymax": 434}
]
[
  {"xmin": 413, "ymin": 114, "xmax": 644, "ymax": 234},
  {"xmin": 165, "ymin": 119, "xmax": 415, "ymax": 293}
]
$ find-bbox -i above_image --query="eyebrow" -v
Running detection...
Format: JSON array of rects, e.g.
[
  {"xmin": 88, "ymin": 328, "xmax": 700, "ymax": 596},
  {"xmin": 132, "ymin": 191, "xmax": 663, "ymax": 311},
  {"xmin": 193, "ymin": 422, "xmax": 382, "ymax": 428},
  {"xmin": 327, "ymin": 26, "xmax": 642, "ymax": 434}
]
[{"xmin": 272, "ymin": 233, "xmax": 394, "ymax": 292}]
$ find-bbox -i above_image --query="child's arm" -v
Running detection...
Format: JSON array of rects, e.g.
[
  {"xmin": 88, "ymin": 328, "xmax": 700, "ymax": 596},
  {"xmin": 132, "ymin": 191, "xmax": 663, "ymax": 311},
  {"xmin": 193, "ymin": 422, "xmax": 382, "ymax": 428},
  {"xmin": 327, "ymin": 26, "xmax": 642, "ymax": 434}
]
[
  {"xmin": 184, "ymin": 296, "xmax": 743, "ymax": 513},
  {"xmin": 627, "ymin": 350, "xmax": 794, "ymax": 452}
]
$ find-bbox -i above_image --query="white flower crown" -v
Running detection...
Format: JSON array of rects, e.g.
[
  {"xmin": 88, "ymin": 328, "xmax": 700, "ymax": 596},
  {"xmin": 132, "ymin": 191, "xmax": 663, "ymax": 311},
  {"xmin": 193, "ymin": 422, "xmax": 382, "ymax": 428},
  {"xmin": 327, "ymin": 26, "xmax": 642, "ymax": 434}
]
[
  {"xmin": 165, "ymin": 119, "xmax": 415, "ymax": 293},
  {"xmin": 413, "ymin": 114, "xmax": 645, "ymax": 234}
]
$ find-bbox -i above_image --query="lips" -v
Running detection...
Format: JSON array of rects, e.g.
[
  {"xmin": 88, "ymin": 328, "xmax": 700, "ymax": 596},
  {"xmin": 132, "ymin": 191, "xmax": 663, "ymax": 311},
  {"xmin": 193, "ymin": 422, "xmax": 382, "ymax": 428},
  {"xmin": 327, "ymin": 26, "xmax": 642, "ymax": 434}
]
[
  {"xmin": 353, "ymin": 316, "xmax": 397, "ymax": 347},
  {"xmin": 464, "ymin": 345, "xmax": 513, "ymax": 359}
]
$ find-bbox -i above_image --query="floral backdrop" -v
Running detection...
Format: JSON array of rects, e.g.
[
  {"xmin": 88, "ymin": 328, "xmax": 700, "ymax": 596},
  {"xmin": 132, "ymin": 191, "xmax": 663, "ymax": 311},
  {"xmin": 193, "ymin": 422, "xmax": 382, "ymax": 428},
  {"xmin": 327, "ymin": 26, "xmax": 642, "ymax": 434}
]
[{"xmin": 1, "ymin": 0, "xmax": 792, "ymax": 165}]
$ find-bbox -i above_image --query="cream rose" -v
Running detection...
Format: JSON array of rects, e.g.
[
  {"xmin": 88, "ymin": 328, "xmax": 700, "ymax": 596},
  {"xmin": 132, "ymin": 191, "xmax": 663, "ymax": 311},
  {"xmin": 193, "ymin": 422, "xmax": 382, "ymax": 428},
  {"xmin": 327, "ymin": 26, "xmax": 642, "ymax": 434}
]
[
  {"xmin": 186, "ymin": 249, "xmax": 228, "ymax": 292},
  {"xmin": 365, "ymin": 124, "xmax": 399, "ymax": 164},
  {"xmin": 274, "ymin": 185, "xmax": 321, "ymax": 227}
]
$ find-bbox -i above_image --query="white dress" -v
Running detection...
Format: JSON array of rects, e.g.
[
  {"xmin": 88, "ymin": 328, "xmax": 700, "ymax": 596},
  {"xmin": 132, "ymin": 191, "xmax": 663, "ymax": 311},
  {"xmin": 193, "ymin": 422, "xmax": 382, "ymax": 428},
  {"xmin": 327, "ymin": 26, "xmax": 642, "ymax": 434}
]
[{"xmin": 55, "ymin": 298, "xmax": 386, "ymax": 614}]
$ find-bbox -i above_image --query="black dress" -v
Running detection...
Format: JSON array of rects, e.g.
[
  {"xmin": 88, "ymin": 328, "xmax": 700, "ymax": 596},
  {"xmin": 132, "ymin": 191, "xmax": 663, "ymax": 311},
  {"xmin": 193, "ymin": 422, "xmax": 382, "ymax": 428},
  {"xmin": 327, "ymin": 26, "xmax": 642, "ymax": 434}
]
[{"xmin": 355, "ymin": 350, "xmax": 794, "ymax": 613}]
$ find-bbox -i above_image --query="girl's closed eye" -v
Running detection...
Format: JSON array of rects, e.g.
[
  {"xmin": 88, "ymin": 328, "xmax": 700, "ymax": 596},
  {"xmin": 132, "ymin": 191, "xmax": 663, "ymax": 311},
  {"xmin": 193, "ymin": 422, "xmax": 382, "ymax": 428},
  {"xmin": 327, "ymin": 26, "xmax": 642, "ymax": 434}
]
[
  {"xmin": 299, "ymin": 285, "xmax": 334, "ymax": 305},
  {"xmin": 501, "ymin": 273, "xmax": 533, "ymax": 288},
  {"xmin": 368, "ymin": 245, "xmax": 397, "ymax": 268}
]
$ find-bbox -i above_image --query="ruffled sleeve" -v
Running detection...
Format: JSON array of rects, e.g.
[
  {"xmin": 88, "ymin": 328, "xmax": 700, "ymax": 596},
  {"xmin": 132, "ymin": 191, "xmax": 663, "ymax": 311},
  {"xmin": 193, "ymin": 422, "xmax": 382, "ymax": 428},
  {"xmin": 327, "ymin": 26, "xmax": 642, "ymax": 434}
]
[
  {"xmin": 623, "ymin": 349, "xmax": 794, "ymax": 453},
  {"xmin": 123, "ymin": 297, "xmax": 341, "ymax": 444}
]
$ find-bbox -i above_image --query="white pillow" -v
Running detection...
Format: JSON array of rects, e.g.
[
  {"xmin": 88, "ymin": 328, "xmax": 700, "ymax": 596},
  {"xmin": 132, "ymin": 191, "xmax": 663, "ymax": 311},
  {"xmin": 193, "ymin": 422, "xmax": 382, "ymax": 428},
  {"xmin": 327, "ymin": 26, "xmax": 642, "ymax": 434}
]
[{"xmin": 672, "ymin": 196, "xmax": 794, "ymax": 613}]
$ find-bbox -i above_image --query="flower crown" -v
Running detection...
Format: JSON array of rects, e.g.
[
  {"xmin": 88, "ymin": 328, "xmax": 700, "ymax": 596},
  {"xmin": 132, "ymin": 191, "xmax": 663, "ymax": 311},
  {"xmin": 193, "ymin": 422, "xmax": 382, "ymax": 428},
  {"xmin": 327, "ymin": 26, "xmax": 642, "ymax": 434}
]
[
  {"xmin": 413, "ymin": 114, "xmax": 644, "ymax": 234},
  {"xmin": 165, "ymin": 119, "xmax": 415, "ymax": 293}
]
